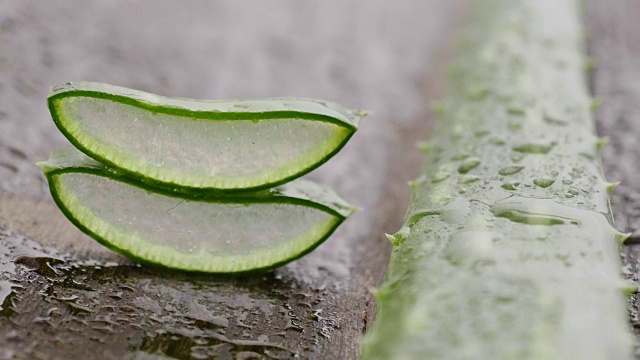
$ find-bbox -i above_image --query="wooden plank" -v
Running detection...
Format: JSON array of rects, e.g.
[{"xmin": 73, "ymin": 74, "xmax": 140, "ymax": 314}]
[
  {"xmin": 0, "ymin": 1, "xmax": 465, "ymax": 358},
  {"xmin": 586, "ymin": 0, "xmax": 640, "ymax": 355},
  {"xmin": 586, "ymin": 0, "xmax": 640, "ymax": 237}
]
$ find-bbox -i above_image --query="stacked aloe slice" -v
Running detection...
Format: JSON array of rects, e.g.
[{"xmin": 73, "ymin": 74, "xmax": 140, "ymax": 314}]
[{"xmin": 39, "ymin": 82, "xmax": 365, "ymax": 273}]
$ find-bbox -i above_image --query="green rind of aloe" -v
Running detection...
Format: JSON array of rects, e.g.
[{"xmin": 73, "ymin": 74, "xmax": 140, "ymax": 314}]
[
  {"xmin": 360, "ymin": 0, "xmax": 635, "ymax": 359},
  {"xmin": 39, "ymin": 147, "xmax": 356, "ymax": 274},
  {"xmin": 48, "ymin": 81, "xmax": 367, "ymax": 193}
]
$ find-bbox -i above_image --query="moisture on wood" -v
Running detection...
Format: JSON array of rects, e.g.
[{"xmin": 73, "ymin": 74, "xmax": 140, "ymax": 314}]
[
  {"xmin": 586, "ymin": 0, "xmax": 640, "ymax": 237},
  {"xmin": 586, "ymin": 0, "xmax": 640, "ymax": 356},
  {"xmin": 0, "ymin": 1, "xmax": 464, "ymax": 359}
]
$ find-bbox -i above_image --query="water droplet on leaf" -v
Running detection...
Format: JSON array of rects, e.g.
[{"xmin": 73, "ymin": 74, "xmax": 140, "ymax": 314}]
[
  {"xmin": 499, "ymin": 166, "xmax": 524, "ymax": 176},
  {"xmin": 534, "ymin": 178, "xmax": 555, "ymax": 188}
]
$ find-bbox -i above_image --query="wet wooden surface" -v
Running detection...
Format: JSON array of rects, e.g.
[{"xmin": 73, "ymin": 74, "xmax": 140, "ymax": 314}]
[
  {"xmin": 1, "ymin": 1, "xmax": 639, "ymax": 359},
  {"xmin": 0, "ymin": 1, "xmax": 464, "ymax": 359},
  {"xmin": 587, "ymin": 0, "xmax": 640, "ymax": 356},
  {"xmin": 587, "ymin": 0, "xmax": 640, "ymax": 238}
]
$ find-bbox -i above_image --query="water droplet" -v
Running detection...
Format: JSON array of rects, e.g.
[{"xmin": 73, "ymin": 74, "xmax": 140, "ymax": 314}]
[
  {"xmin": 565, "ymin": 189, "xmax": 580, "ymax": 198},
  {"xmin": 543, "ymin": 114, "xmax": 568, "ymax": 126},
  {"xmin": 508, "ymin": 120, "xmax": 522, "ymax": 130},
  {"xmin": 501, "ymin": 180, "xmax": 520, "ymax": 191},
  {"xmin": 467, "ymin": 86, "xmax": 490, "ymax": 100},
  {"xmin": 460, "ymin": 175, "xmax": 481, "ymax": 184},
  {"xmin": 489, "ymin": 137, "xmax": 505, "ymax": 146},
  {"xmin": 513, "ymin": 144, "xmax": 552, "ymax": 154},
  {"xmin": 507, "ymin": 107, "xmax": 526, "ymax": 116},
  {"xmin": 499, "ymin": 166, "xmax": 524, "ymax": 176},
  {"xmin": 451, "ymin": 124, "xmax": 464, "ymax": 140},
  {"xmin": 458, "ymin": 158, "xmax": 481, "ymax": 174},
  {"xmin": 406, "ymin": 198, "xmax": 470, "ymax": 227},
  {"xmin": 511, "ymin": 153, "xmax": 524, "ymax": 162},
  {"xmin": 120, "ymin": 306, "xmax": 135, "ymax": 313},
  {"xmin": 495, "ymin": 210, "xmax": 568, "ymax": 226},
  {"xmin": 431, "ymin": 171, "xmax": 450, "ymax": 183},
  {"xmin": 451, "ymin": 153, "xmax": 470, "ymax": 161},
  {"xmin": 534, "ymin": 178, "xmax": 555, "ymax": 188},
  {"xmin": 475, "ymin": 129, "xmax": 489, "ymax": 137}
]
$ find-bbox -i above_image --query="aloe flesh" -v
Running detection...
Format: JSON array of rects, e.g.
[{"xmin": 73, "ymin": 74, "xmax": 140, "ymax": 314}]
[
  {"xmin": 48, "ymin": 81, "xmax": 365, "ymax": 192},
  {"xmin": 39, "ymin": 148, "xmax": 356, "ymax": 274},
  {"xmin": 360, "ymin": 0, "xmax": 634, "ymax": 359}
]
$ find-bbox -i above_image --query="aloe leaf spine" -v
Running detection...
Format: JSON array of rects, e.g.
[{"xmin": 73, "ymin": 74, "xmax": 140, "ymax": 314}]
[{"xmin": 360, "ymin": 0, "xmax": 634, "ymax": 359}]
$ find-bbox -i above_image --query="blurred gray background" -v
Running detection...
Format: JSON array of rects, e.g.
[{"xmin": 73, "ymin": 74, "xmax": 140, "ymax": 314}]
[{"xmin": 0, "ymin": 1, "xmax": 464, "ymax": 359}]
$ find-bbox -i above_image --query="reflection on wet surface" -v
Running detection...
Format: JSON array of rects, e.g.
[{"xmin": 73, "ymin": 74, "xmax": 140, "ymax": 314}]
[{"xmin": 0, "ymin": 228, "xmax": 347, "ymax": 359}]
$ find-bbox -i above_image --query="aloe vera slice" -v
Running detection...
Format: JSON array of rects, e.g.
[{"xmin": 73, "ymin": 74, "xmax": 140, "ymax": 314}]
[
  {"xmin": 48, "ymin": 82, "xmax": 365, "ymax": 192},
  {"xmin": 360, "ymin": 0, "xmax": 634, "ymax": 359},
  {"xmin": 38, "ymin": 147, "xmax": 356, "ymax": 273}
]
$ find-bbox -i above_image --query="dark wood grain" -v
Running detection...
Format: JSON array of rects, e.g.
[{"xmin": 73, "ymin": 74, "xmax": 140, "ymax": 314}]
[
  {"xmin": 0, "ymin": 1, "xmax": 465, "ymax": 359},
  {"xmin": 586, "ymin": 0, "xmax": 640, "ymax": 356}
]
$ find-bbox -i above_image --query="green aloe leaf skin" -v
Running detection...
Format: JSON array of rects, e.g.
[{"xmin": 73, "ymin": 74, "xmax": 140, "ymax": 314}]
[
  {"xmin": 38, "ymin": 147, "xmax": 356, "ymax": 274},
  {"xmin": 48, "ymin": 81, "xmax": 367, "ymax": 193},
  {"xmin": 360, "ymin": 0, "xmax": 634, "ymax": 359}
]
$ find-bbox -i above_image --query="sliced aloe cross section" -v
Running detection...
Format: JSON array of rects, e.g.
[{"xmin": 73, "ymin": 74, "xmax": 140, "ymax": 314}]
[
  {"xmin": 39, "ymin": 148, "xmax": 356, "ymax": 273},
  {"xmin": 48, "ymin": 81, "xmax": 365, "ymax": 192}
]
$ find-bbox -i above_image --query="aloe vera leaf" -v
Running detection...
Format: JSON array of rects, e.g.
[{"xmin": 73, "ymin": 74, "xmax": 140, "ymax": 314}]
[
  {"xmin": 38, "ymin": 147, "xmax": 356, "ymax": 274},
  {"xmin": 48, "ymin": 81, "xmax": 366, "ymax": 193},
  {"xmin": 360, "ymin": 0, "xmax": 634, "ymax": 359}
]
